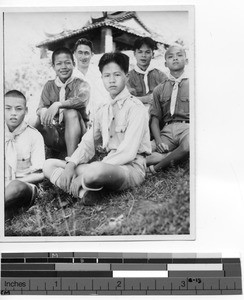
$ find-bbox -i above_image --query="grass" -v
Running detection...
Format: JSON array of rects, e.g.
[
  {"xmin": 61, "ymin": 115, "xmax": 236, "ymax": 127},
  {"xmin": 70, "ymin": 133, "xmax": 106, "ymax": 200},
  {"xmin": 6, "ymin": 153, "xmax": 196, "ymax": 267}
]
[{"xmin": 5, "ymin": 156, "xmax": 190, "ymax": 237}]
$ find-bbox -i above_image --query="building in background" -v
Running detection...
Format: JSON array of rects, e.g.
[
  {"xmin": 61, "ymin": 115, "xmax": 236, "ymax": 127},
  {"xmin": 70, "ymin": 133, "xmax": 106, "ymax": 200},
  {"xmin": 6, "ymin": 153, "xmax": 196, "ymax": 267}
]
[{"xmin": 36, "ymin": 11, "xmax": 169, "ymax": 57}]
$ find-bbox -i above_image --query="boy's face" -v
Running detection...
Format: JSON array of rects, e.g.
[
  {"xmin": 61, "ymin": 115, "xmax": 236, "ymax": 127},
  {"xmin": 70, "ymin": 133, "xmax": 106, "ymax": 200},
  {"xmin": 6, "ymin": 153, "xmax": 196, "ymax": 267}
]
[
  {"xmin": 134, "ymin": 43, "xmax": 153, "ymax": 70},
  {"xmin": 74, "ymin": 44, "xmax": 93, "ymax": 69},
  {"xmin": 5, "ymin": 96, "xmax": 27, "ymax": 132},
  {"xmin": 53, "ymin": 53, "xmax": 74, "ymax": 82},
  {"xmin": 102, "ymin": 62, "xmax": 127, "ymax": 99},
  {"xmin": 165, "ymin": 46, "xmax": 188, "ymax": 72}
]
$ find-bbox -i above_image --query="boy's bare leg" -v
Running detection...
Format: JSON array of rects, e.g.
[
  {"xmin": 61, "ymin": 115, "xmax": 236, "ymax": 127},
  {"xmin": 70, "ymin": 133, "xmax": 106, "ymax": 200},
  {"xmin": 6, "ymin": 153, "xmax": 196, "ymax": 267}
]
[
  {"xmin": 74, "ymin": 162, "xmax": 127, "ymax": 191},
  {"xmin": 28, "ymin": 115, "xmax": 41, "ymax": 128},
  {"xmin": 5, "ymin": 180, "xmax": 33, "ymax": 209},
  {"xmin": 146, "ymin": 152, "xmax": 170, "ymax": 166},
  {"xmin": 43, "ymin": 159, "xmax": 66, "ymax": 180},
  {"xmin": 63, "ymin": 109, "xmax": 86, "ymax": 156},
  {"xmin": 44, "ymin": 160, "xmax": 127, "ymax": 201},
  {"xmin": 154, "ymin": 135, "xmax": 189, "ymax": 172},
  {"xmin": 19, "ymin": 172, "xmax": 45, "ymax": 184}
]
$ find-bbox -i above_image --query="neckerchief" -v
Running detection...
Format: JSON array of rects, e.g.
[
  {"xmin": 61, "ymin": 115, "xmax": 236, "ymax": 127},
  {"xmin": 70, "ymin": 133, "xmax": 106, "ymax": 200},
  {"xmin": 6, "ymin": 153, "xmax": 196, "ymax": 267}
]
[
  {"xmin": 134, "ymin": 63, "xmax": 155, "ymax": 94},
  {"xmin": 55, "ymin": 75, "xmax": 75, "ymax": 123},
  {"xmin": 5, "ymin": 121, "xmax": 28, "ymax": 180},
  {"xmin": 101, "ymin": 87, "xmax": 130, "ymax": 149},
  {"xmin": 168, "ymin": 72, "xmax": 188, "ymax": 115}
]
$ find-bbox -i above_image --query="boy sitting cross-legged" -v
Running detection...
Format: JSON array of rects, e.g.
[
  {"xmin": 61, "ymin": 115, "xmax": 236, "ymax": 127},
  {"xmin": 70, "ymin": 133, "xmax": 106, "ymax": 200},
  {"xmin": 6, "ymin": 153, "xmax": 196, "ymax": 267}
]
[
  {"xmin": 146, "ymin": 44, "xmax": 190, "ymax": 174},
  {"xmin": 5, "ymin": 90, "xmax": 45, "ymax": 220},
  {"xmin": 43, "ymin": 52, "xmax": 151, "ymax": 204}
]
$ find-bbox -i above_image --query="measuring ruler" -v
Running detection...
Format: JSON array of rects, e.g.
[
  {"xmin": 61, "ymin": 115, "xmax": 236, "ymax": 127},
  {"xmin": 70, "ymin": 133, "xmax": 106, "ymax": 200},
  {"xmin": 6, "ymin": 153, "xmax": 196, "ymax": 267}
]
[{"xmin": 1, "ymin": 252, "xmax": 242, "ymax": 295}]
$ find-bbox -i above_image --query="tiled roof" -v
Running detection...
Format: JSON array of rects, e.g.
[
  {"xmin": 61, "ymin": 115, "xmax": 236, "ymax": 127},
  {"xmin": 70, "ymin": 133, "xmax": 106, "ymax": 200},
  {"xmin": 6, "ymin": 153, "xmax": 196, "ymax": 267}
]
[
  {"xmin": 95, "ymin": 11, "xmax": 151, "ymax": 33},
  {"xmin": 37, "ymin": 11, "xmax": 167, "ymax": 48}
]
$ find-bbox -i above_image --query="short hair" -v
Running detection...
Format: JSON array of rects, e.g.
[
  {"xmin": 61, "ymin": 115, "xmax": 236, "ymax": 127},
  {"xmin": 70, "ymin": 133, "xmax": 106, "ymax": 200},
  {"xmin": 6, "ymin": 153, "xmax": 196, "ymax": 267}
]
[
  {"xmin": 98, "ymin": 52, "xmax": 129, "ymax": 74},
  {"xmin": 52, "ymin": 47, "xmax": 74, "ymax": 65},
  {"xmin": 165, "ymin": 44, "xmax": 187, "ymax": 59},
  {"xmin": 74, "ymin": 38, "xmax": 93, "ymax": 52},
  {"xmin": 133, "ymin": 37, "xmax": 156, "ymax": 51},
  {"xmin": 5, "ymin": 90, "xmax": 27, "ymax": 106}
]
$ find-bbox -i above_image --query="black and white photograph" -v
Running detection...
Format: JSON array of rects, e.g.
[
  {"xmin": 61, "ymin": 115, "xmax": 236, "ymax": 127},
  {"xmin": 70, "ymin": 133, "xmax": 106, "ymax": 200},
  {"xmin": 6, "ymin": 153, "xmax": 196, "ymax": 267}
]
[{"xmin": 1, "ymin": 6, "xmax": 194, "ymax": 240}]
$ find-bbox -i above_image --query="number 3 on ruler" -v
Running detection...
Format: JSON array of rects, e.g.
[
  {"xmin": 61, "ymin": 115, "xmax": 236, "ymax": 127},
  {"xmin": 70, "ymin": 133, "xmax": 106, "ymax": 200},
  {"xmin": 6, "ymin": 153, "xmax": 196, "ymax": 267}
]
[{"xmin": 181, "ymin": 281, "xmax": 186, "ymax": 288}]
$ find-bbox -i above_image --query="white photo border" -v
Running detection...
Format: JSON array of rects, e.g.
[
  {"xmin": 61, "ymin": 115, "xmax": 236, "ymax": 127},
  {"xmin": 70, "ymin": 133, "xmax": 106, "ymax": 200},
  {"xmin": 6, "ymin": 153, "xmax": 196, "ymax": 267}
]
[{"xmin": 0, "ymin": 5, "xmax": 195, "ymax": 242}]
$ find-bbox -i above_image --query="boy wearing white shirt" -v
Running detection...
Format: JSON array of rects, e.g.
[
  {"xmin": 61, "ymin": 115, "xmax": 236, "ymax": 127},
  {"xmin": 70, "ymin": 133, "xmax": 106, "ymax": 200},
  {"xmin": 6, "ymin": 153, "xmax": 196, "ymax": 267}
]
[
  {"xmin": 73, "ymin": 38, "xmax": 108, "ymax": 123},
  {"xmin": 43, "ymin": 52, "xmax": 151, "ymax": 205},
  {"xmin": 5, "ymin": 90, "xmax": 45, "ymax": 219},
  {"xmin": 127, "ymin": 37, "xmax": 167, "ymax": 110},
  {"xmin": 147, "ymin": 44, "xmax": 189, "ymax": 174}
]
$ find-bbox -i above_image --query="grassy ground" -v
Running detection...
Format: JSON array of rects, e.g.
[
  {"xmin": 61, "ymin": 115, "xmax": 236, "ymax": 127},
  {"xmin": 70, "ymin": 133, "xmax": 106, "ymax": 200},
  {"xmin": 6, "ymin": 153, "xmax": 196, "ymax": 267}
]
[{"xmin": 5, "ymin": 156, "xmax": 190, "ymax": 237}]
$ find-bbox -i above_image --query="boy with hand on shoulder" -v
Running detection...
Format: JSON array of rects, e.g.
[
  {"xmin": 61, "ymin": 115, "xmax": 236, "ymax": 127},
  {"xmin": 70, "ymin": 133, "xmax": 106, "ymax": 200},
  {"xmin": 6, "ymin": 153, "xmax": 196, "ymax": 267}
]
[
  {"xmin": 147, "ymin": 44, "xmax": 189, "ymax": 174},
  {"xmin": 35, "ymin": 47, "xmax": 90, "ymax": 156},
  {"xmin": 43, "ymin": 52, "xmax": 151, "ymax": 205},
  {"xmin": 127, "ymin": 37, "xmax": 167, "ymax": 110},
  {"xmin": 5, "ymin": 90, "xmax": 45, "ymax": 220}
]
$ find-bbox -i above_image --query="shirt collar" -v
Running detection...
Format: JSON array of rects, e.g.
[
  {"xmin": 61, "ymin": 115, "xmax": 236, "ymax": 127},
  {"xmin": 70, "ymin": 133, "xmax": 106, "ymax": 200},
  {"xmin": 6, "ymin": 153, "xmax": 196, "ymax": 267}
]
[
  {"xmin": 169, "ymin": 73, "xmax": 188, "ymax": 87},
  {"xmin": 109, "ymin": 87, "xmax": 131, "ymax": 109}
]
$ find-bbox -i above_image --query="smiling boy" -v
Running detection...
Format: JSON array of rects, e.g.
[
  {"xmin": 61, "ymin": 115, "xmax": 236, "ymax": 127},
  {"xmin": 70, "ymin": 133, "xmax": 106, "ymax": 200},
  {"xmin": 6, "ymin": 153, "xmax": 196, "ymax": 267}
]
[
  {"xmin": 73, "ymin": 38, "xmax": 108, "ymax": 122},
  {"xmin": 127, "ymin": 37, "xmax": 167, "ymax": 109},
  {"xmin": 35, "ymin": 47, "xmax": 90, "ymax": 156},
  {"xmin": 43, "ymin": 52, "xmax": 151, "ymax": 204},
  {"xmin": 147, "ymin": 44, "xmax": 189, "ymax": 173},
  {"xmin": 5, "ymin": 90, "xmax": 45, "ymax": 219}
]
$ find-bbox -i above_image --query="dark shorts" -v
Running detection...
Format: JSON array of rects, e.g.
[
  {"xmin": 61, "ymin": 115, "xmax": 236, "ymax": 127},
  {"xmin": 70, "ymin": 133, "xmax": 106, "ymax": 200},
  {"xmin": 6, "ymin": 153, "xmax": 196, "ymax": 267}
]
[
  {"xmin": 40, "ymin": 110, "xmax": 87, "ymax": 152},
  {"xmin": 42, "ymin": 121, "xmax": 66, "ymax": 152}
]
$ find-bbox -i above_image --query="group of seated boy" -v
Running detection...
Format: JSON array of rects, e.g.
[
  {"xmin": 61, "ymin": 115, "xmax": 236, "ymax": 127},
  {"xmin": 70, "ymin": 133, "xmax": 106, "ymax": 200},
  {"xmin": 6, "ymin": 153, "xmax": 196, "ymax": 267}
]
[{"xmin": 4, "ymin": 36, "xmax": 189, "ymax": 220}]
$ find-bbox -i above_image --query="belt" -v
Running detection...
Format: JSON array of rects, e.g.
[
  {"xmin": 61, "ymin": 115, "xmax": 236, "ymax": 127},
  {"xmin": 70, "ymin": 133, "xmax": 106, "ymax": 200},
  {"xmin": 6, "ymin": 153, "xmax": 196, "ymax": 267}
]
[{"xmin": 165, "ymin": 120, "xmax": 189, "ymax": 126}]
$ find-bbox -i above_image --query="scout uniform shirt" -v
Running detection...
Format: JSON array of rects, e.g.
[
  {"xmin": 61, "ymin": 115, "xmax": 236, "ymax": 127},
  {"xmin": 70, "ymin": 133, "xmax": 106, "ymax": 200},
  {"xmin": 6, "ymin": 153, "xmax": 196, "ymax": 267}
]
[
  {"xmin": 127, "ymin": 68, "xmax": 168, "ymax": 97},
  {"xmin": 37, "ymin": 77, "xmax": 90, "ymax": 123},
  {"xmin": 151, "ymin": 77, "xmax": 189, "ymax": 127},
  {"xmin": 66, "ymin": 87, "xmax": 151, "ymax": 166},
  {"xmin": 5, "ymin": 121, "xmax": 45, "ymax": 185}
]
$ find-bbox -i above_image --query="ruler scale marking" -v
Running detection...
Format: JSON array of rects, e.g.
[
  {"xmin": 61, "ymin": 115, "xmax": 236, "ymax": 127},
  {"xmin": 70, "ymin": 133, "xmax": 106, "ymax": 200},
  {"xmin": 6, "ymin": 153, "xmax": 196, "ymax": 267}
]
[{"xmin": 0, "ymin": 253, "xmax": 242, "ymax": 295}]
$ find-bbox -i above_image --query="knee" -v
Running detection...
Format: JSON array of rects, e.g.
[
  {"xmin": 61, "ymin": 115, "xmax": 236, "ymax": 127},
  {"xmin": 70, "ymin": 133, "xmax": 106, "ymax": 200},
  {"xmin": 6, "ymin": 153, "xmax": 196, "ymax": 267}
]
[
  {"xmin": 63, "ymin": 109, "xmax": 79, "ymax": 123},
  {"xmin": 29, "ymin": 115, "xmax": 41, "ymax": 128},
  {"xmin": 83, "ymin": 162, "xmax": 104, "ymax": 185},
  {"xmin": 8, "ymin": 180, "xmax": 27, "ymax": 198},
  {"xmin": 180, "ymin": 137, "xmax": 190, "ymax": 155},
  {"xmin": 43, "ymin": 159, "xmax": 58, "ymax": 179}
]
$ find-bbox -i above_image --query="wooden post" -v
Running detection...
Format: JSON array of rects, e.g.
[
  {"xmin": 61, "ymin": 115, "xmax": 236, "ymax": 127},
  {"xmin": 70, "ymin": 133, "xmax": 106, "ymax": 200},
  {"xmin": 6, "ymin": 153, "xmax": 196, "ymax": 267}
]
[
  {"xmin": 40, "ymin": 47, "xmax": 48, "ymax": 59},
  {"xmin": 101, "ymin": 27, "xmax": 113, "ymax": 53}
]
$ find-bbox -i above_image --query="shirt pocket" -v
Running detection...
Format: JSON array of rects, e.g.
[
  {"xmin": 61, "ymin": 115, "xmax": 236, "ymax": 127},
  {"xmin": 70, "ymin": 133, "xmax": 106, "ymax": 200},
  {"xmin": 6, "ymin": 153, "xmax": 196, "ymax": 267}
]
[
  {"xmin": 17, "ymin": 156, "xmax": 31, "ymax": 172},
  {"xmin": 179, "ymin": 95, "xmax": 189, "ymax": 114},
  {"xmin": 159, "ymin": 95, "xmax": 171, "ymax": 113},
  {"xmin": 115, "ymin": 125, "xmax": 127, "ymax": 134},
  {"xmin": 130, "ymin": 76, "xmax": 143, "ymax": 96},
  {"xmin": 161, "ymin": 95, "xmax": 171, "ymax": 103}
]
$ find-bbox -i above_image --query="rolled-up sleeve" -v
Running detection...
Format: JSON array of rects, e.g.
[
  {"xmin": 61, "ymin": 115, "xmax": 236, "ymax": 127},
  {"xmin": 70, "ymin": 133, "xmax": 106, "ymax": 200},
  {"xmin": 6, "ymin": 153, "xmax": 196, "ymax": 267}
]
[
  {"xmin": 103, "ymin": 104, "xmax": 148, "ymax": 165},
  {"xmin": 30, "ymin": 130, "xmax": 46, "ymax": 172},
  {"xmin": 37, "ymin": 81, "xmax": 52, "ymax": 116},
  {"xmin": 67, "ymin": 116, "xmax": 101, "ymax": 166}
]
